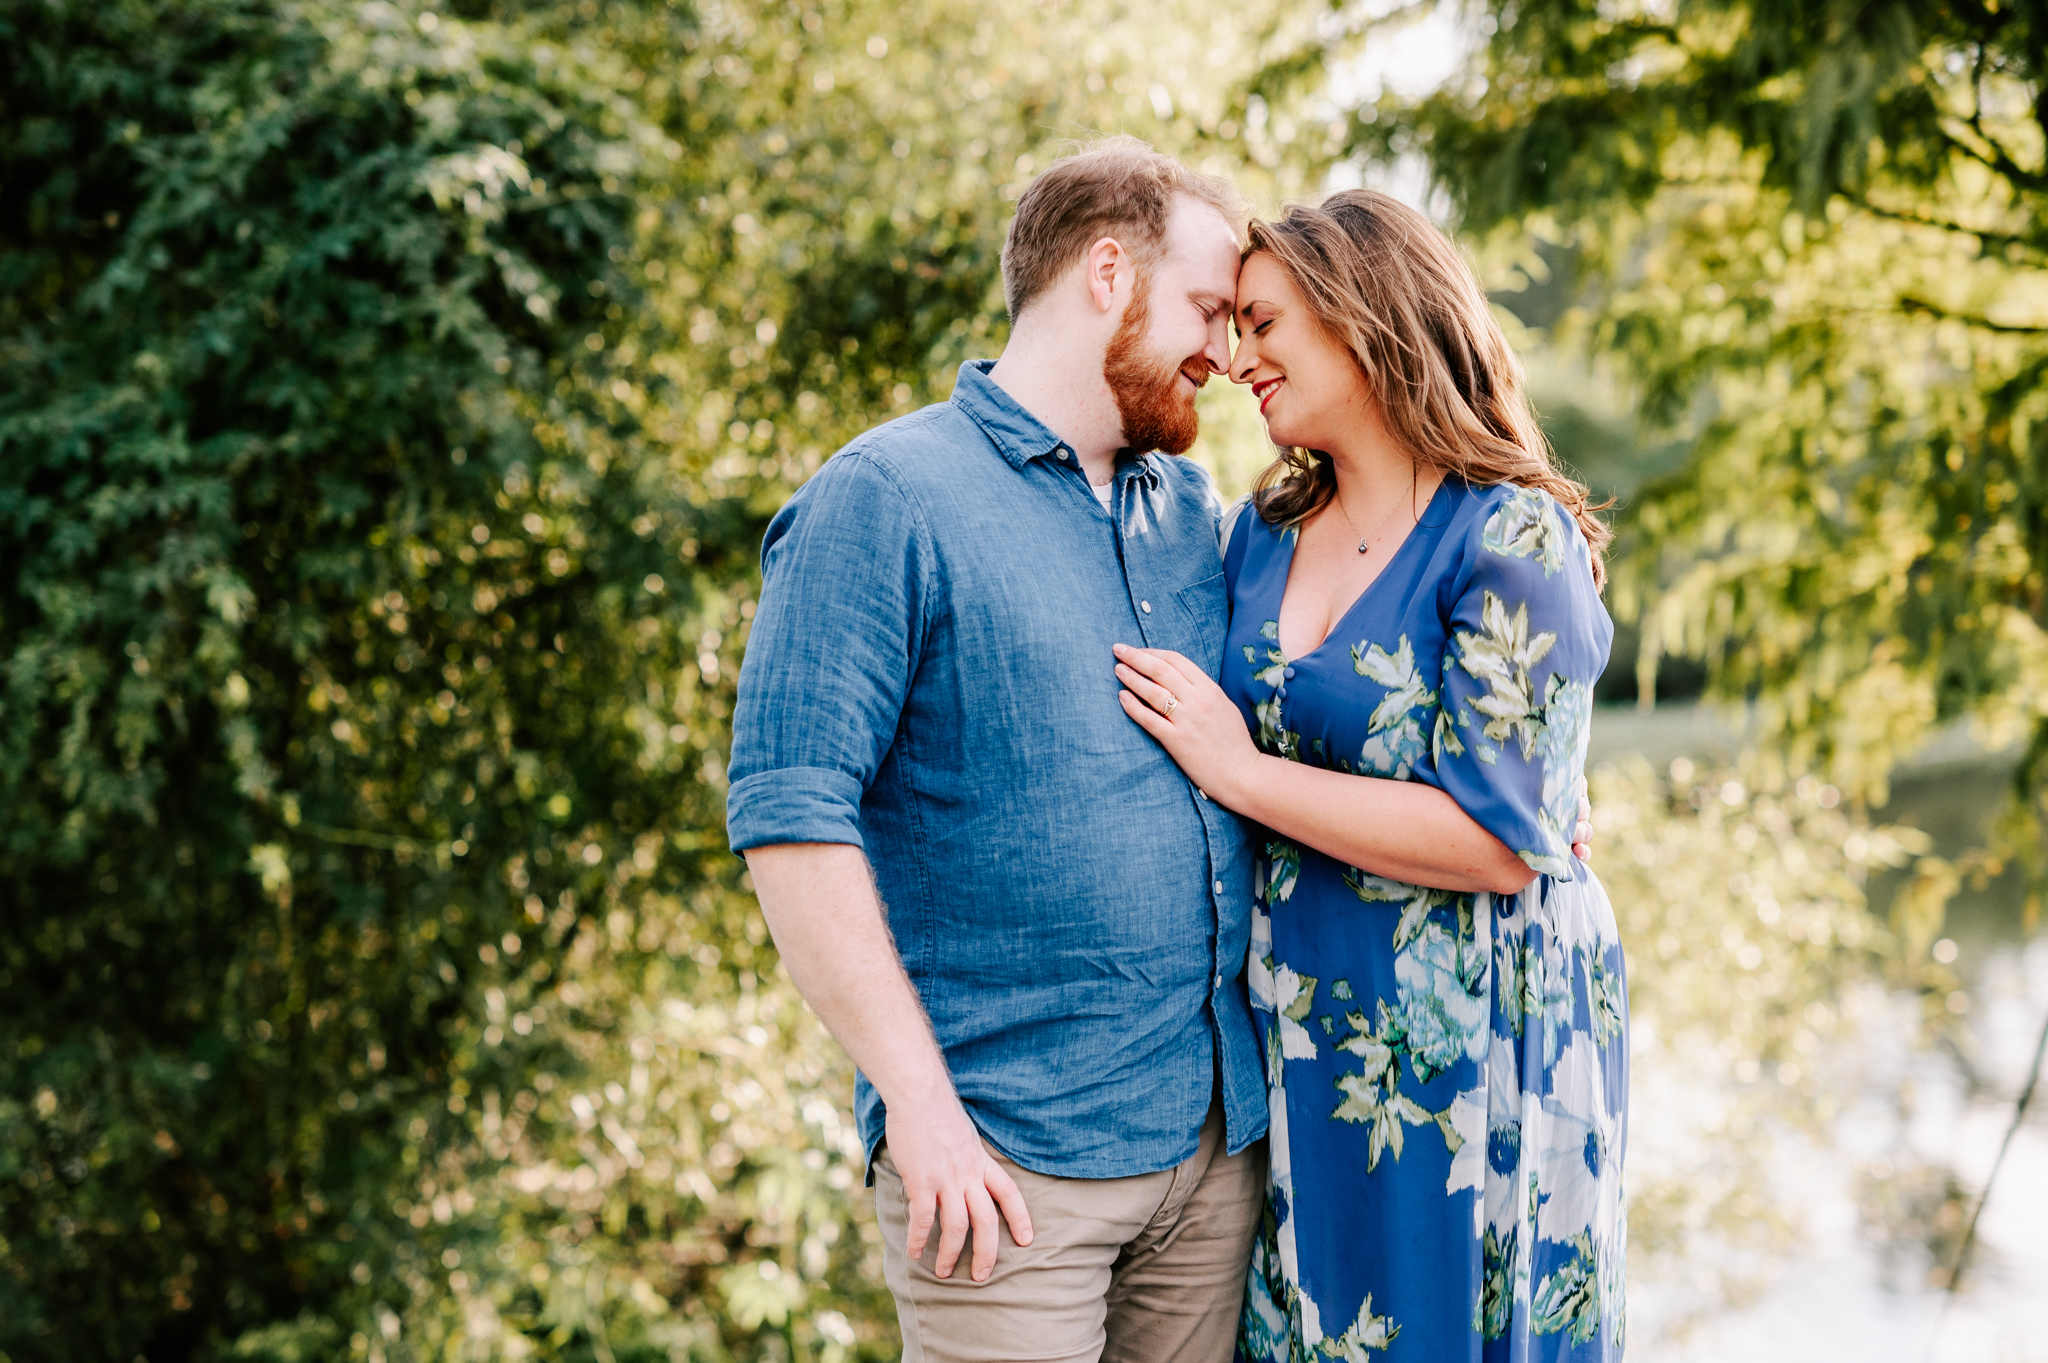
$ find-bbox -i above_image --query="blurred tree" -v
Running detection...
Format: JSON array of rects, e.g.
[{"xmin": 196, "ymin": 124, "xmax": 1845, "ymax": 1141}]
[
  {"xmin": 1584, "ymin": 752, "xmax": 1966, "ymax": 1341},
  {"xmin": 0, "ymin": 0, "xmax": 745, "ymax": 1355},
  {"xmin": 1293, "ymin": 0, "xmax": 2048, "ymax": 889}
]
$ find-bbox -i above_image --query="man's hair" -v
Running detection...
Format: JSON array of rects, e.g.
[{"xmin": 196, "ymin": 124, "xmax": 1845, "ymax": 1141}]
[{"xmin": 1000, "ymin": 135, "xmax": 1248, "ymax": 322}]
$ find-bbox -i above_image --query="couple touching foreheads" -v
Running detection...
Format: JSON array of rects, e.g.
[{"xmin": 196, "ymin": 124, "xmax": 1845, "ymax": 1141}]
[{"xmin": 727, "ymin": 137, "xmax": 1627, "ymax": 1363}]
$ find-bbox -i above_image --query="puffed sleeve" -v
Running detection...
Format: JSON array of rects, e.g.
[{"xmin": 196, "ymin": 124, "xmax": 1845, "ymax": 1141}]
[
  {"xmin": 724, "ymin": 446, "xmax": 933, "ymax": 853},
  {"xmin": 1417, "ymin": 486, "xmax": 1613, "ymax": 880}
]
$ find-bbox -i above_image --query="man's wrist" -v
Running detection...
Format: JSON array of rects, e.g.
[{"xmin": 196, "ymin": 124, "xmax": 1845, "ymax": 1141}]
[{"xmin": 877, "ymin": 1066, "xmax": 961, "ymax": 1118}]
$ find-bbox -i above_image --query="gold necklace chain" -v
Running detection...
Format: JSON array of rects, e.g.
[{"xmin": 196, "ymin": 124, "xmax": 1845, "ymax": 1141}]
[{"xmin": 1332, "ymin": 465, "xmax": 1417, "ymax": 555}]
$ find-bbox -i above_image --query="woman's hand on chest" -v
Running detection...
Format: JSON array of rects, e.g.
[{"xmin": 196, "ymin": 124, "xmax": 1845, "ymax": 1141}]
[{"xmin": 1112, "ymin": 643, "xmax": 1264, "ymax": 805}]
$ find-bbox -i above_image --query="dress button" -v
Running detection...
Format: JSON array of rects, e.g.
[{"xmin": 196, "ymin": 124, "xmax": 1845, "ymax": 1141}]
[
  {"xmin": 1284, "ymin": 666, "xmax": 1297, "ymax": 679},
  {"xmin": 1140, "ymin": 600, "xmax": 1152, "ymax": 614},
  {"xmin": 1276, "ymin": 684, "xmax": 1287, "ymax": 698},
  {"xmin": 1213, "ymin": 880, "xmax": 1224, "ymax": 894}
]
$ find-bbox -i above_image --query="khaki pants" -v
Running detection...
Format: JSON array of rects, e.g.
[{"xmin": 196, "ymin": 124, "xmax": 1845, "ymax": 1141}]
[{"xmin": 873, "ymin": 1103, "xmax": 1265, "ymax": 1363}]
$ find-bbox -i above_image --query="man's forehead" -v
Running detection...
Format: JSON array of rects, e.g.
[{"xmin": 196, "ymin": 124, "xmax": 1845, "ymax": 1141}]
[
  {"xmin": 1162, "ymin": 195, "xmax": 1243, "ymax": 284},
  {"xmin": 1166, "ymin": 195, "xmax": 1241, "ymax": 246}
]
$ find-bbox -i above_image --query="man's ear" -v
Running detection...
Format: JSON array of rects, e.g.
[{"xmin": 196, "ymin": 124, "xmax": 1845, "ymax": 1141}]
[{"xmin": 1083, "ymin": 235, "xmax": 1127, "ymax": 315}]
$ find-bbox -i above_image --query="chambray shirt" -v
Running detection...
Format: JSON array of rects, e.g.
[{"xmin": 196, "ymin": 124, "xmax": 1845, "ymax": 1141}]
[{"xmin": 726, "ymin": 360, "xmax": 1267, "ymax": 1179}]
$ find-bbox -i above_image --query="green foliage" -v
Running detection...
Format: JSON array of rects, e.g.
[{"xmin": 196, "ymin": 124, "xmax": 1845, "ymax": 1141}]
[
  {"xmin": 1310, "ymin": 1, "xmax": 2048, "ymax": 855},
  {"xmin": 0, "ymin": 0, "xmax": 746, "ymax": 1355}
]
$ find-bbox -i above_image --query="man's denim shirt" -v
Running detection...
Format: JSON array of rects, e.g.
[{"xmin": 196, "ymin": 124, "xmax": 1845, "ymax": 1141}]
[{"xmin": 726, "ymin": 360, "xmax": 1266, "ymax": 1179}]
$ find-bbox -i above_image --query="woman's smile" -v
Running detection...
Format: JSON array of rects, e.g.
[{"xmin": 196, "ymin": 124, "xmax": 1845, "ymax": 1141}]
[{"xmin": 1253, "ymin": 376, "xmax": 1284, "ymax": 413}]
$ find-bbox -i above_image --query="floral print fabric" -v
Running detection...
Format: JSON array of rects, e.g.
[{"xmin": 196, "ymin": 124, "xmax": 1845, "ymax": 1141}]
[{"xmin": 1223, "ymin": 479, "xmax": 1627, "ymax": 1362}]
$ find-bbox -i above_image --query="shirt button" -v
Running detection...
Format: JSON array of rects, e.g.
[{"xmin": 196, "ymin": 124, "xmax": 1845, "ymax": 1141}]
[
  {"xmin": 1056, "ymin": 448, "xmax": 1070, "ymax": 460},
  {"xmin": 1213, "ymin": 880, "xmax": 1224, "ymax": 894},
  {"xmin": 1214, "ymin": 973, "xmax": 1224, "ymax": 990},
  {"xmin": 1140, "ymin": 600, "xmax": 1152, "ymax": 614}
]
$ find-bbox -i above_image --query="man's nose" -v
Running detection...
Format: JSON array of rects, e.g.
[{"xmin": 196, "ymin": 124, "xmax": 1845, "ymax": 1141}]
[{"xmin": 1204, "ymin": 319, "xmax": 1231, "ymax": 373}]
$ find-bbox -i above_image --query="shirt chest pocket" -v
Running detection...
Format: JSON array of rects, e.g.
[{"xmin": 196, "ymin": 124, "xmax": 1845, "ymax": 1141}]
[{"xmin": 1166, "ymin": 571, "xmax": 1229, "ymax": 676}]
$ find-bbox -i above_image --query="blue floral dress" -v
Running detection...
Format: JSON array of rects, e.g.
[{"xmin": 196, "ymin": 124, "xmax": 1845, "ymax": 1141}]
[{"xmin": 1225, "ymin": 478, "xmax": 1626, "ymax": 1362}]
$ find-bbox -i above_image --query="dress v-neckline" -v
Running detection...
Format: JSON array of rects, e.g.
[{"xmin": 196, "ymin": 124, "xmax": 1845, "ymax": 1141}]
[{"xmin": 1273, "ymin": 478, "xmax": 1454, "ymax": 665}]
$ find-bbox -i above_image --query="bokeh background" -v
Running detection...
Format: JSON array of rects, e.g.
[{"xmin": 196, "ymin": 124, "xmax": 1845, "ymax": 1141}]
[{"xmin": 5, "ymin": 0, "xmax": 2047, "ymax": 1359}]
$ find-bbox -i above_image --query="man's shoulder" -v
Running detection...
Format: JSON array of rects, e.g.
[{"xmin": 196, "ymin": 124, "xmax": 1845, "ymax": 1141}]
[
  {"xmin": 774, "ymin": 403, "xmax": 979, "ymax": 517},
  {"xmin": 828, "ymin": 403, "xmax": 986, "ymax": 479}
]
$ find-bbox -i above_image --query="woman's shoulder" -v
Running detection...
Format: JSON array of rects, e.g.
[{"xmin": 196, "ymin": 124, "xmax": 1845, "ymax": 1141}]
[
  {"xmin": 1235, "ymin": 492, "xmax": 1301, "ymax": 549},
  {"xmin": 1441, "ymin": 477, "xmax": 1594, "ymax": 586},
  {"xmin": 1223, "ymin": 491, "xmax": 1294, "ymax": 593}
]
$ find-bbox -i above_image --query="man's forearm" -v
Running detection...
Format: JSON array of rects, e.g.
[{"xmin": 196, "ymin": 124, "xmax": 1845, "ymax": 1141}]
[{"xmin": 744, "ymin": 841, "xmax": 956, "ymax": 1110}]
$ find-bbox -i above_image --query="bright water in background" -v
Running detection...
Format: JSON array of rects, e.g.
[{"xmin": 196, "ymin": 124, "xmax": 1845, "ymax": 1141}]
[{"xmin": 1595, "ymin": 705, "xmax": 2048, "ymax": 1361}]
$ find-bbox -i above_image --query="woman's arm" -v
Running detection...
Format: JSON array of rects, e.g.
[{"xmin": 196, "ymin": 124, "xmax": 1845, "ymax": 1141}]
[
  {"xmin": 1113, "ymin": 643, "xmax": 1552, "ymax": 896},
  {"xmin": 1219, "ymin": 753, "xmax": 1533, "ymax": 894}
]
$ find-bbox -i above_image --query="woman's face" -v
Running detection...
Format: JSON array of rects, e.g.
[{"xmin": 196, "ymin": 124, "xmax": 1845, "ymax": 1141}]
[{"xmin": 1229, "ymin": 251, "xmax": 1373, "ymax": 452}]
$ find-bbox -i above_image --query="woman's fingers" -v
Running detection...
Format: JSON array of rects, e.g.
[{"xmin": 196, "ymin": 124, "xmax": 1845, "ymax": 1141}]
[
  {"xmin": 1118, "ymin": 688, "xmax": 1174, "ymax": 738},
  {"xmin": 1573, "ymin": 781, "xmax": 1593, "ymax": 864},
  {"xmin": 1115, "ymin": 661, "xmax": 1182, "ymax": 719},
  {"xmin": 1119, "ymin": 690, "xmax": 1188, "ymax": 754},
  {"xmin": 1112, "ymin": 642, "xmax": 1172, "ymax": 684},
  {"xmin": 1115, "ymin": 643, "xmax": 1207, "ymax": 695}
]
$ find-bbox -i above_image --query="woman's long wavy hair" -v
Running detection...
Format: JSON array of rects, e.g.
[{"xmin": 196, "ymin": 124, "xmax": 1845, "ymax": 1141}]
[{"xmin": 1247, "ymin": 189, "xmax": 1611, "ymax": 588}]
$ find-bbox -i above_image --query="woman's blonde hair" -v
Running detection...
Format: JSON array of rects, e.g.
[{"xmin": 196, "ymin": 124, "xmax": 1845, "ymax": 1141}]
[{"xmin": 1247, "ymin": 189, "xmax": 1610, "ymax": 588}]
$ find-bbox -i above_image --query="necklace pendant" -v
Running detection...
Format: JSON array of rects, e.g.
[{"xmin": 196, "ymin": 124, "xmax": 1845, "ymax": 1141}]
[{"xmin": 1357, "ymin": 540, "xmax": 1369, "ymax": 554}]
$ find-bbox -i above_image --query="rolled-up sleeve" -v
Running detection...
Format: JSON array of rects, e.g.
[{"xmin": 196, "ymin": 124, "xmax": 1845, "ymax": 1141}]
[{"xmin": 726, "ymin": 447, "xmax": 931, "ymax": 853}]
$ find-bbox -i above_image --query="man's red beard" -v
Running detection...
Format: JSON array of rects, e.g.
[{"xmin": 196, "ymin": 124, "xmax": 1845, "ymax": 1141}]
[{"xmin": 1102, "ymin": 275, "xmax": 1203, "ymax": 456}]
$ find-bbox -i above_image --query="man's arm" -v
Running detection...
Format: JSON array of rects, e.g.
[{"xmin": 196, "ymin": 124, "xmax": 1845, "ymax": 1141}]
[{"xmin": 745, "ymin": 841, "xmax": 1033, "ymax": 1282}]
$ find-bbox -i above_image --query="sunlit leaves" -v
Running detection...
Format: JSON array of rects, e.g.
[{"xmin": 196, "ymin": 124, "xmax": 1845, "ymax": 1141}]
[
  {"xmin": 1316, "ymin": 0, "xmax": 2048, "ymax": 847},
  {"xmin": 0, "ymin": 0, "xmax": 690, "ymax": 1354}
]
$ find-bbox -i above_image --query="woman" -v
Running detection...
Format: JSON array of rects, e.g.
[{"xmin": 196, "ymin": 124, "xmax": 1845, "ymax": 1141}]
[{"xmin": 1113, "ymin": 190, "xmax": 1625, "ymax": 1360}]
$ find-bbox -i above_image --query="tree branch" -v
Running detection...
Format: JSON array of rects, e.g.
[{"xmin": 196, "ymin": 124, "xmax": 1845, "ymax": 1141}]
[
  {"xmin": 1848, "ymin": 193, "xmax": 2047, "ymax": 262},
  {"xmin": 1897, "ymin": 294, "xmax": 2048, "ymax": 334},
  {"xmin": 1941, "ymin": 121, "xmax": 2044, "ymax": 191}
]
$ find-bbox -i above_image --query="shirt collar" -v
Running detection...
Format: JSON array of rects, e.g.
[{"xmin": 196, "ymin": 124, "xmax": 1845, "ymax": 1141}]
[
  {"xmin": 948, "ymin": 359, "xmax": 1164, "ymax": 489},
  {"xmin": 948, "ymin": 360, "xmax": 1070, "ymax": 470}
]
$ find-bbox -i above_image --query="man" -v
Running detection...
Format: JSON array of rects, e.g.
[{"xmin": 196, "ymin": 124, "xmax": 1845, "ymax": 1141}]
[{"xmin": 726, "ymin": 137, "xmax": 1265, "ymax": 1362}]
